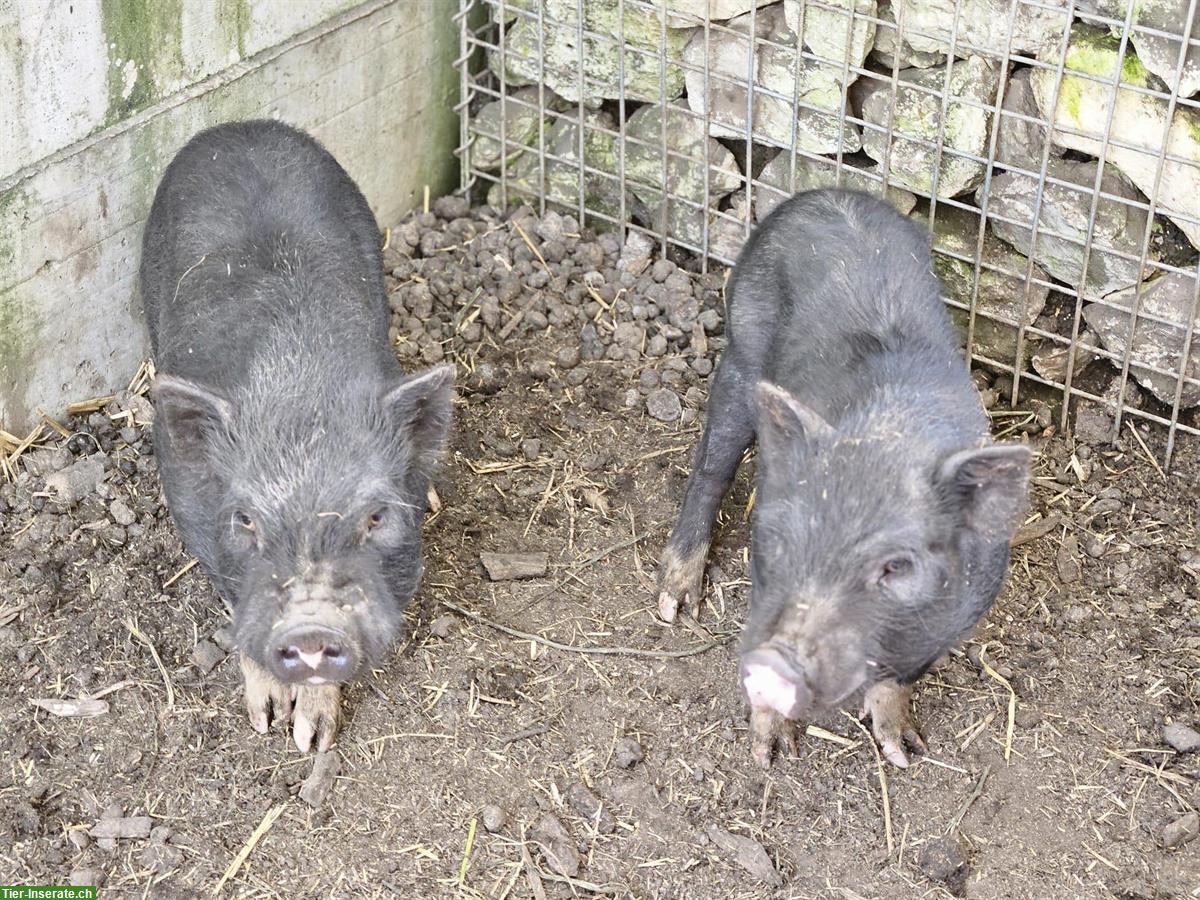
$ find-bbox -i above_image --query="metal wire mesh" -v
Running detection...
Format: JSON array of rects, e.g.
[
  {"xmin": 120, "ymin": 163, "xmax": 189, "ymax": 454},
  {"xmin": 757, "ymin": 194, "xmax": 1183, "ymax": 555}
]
[{"xmin": 455, "ymin": 0, "xmax": 1200, "ymax": 467}]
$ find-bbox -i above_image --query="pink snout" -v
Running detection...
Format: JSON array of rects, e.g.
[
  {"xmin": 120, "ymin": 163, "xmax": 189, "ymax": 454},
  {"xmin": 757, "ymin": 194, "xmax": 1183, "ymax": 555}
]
[{"xmin": 740, "ymin": 646, "xmax": 813, "ymax": 719}]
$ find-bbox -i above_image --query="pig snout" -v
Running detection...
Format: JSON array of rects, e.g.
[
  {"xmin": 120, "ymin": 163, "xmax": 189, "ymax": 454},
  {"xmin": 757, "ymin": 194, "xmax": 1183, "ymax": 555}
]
[
  {"xmin": 272, "ymin": 622, "xmax": 356, "ymax": 683},
  {"xmin": 741, "ymin": 625, "xmax": 869, "ymax": 718},
  {"xmin": 261, "ymin": 587, "xmax": 366, "ymax": 684},
  {"xmin": 741, "ymin": 646, "xmax": 813, "ymax": 719}
]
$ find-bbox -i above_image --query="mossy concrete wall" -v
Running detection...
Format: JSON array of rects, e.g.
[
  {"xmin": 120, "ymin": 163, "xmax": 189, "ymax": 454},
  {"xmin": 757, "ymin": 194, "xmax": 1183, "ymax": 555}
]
[{"xmin": 0, "ymin": 0, "xmax": 459, "ymax": 433}]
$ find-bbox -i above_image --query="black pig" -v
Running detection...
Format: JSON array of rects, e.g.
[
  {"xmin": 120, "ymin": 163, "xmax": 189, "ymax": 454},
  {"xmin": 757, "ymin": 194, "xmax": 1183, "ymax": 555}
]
[
  {"xmin": 141, "ymin": 120, "xmax": 453, "ymax": 751},
  {"xmin": 657, "ymin": 190, "xmax": 1030, "ymax": 768}
]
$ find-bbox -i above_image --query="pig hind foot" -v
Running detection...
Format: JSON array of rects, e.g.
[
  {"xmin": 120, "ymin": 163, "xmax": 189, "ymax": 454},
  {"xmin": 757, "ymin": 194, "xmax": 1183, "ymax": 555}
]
[
  {"xmin": 748, "ymin": 705, "xmax": 798, "ymax": 769},
  {"xmin": 656, "ymin": 540, "xmax": 708, "ymax": 622},
  {"xmin": 241, "ymin": 653, "xmax": 296, "ymax": 733},
  {"xmin": 294, "ymin": 683, "xmax": 342, "ymax": 753},
  {"xmin": 861, "ymin": 679, "xmax": 927, "ymax": 769}
]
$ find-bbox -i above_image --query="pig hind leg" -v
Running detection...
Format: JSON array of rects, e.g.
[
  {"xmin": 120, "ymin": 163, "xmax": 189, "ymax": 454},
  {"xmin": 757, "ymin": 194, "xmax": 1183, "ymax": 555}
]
[
  {"xmin": 657, "ymin": 356, "xmax": 756, "ymax": 622},
  {"xmin": 861, "ymin": 679, "xmax": 927, "ymax": 768}
]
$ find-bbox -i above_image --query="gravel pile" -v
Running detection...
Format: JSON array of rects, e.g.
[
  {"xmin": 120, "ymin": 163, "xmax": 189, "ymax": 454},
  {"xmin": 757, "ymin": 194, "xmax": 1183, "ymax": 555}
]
[{"xmin": 383, "ymin": 197, "xmax": 728, "ymax": 424}]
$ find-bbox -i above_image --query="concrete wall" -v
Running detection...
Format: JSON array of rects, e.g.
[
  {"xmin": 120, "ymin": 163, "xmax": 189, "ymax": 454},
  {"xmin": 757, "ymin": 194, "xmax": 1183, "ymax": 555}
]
[{"xmin": 0, "ymin": 0, "xmax": 459, "ymax": 433}]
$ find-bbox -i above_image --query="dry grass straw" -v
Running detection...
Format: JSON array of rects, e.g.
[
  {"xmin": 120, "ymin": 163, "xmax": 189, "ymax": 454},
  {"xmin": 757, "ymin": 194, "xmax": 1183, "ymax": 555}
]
[
  {"xmin": 125, "ymin": 616, "xmax": 175, "ymax": 711},
  {"xmin": 1125, "ymin": 420, "xmax": 1165, "ymax": 480},
  {"xmin": 458, "ymin": 816, "xmax": 478, "ymax": 885},
  {"xmin": 845, "ymin": 712, "xmax": 894, "ymax": 856},
  {"xmin": 442, "ymin": 600, "xmax": 725, "ymax": 659},
  {"xmin": 946, "ymin": 765, "xmax": 990, "ymax": 834},
  {"xmin": 976, "ymin": 641, "xmax": 1017, "ymax": 761},
  {"xmin": 511, "ymin": 219, "xmax": 551, "ymax": 277},
  {"xmin": 213, "ymin": 803, "xmax": 287, "ymax": 895},
  {"xmin": 163, "ymin": 558, "xmax": 199, "ymax": 589}
]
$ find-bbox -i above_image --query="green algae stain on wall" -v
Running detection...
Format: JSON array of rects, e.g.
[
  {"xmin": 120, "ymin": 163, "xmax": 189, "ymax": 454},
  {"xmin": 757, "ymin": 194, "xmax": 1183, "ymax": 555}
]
[
  {"xmin": 0, "ymin": 287, "xmax": 40, "ymax": 429},
  {"xmin": 0, "ymin": 185, "xmax": 29, "ymax": 274},
  {"xmin": 0, "ymin": 216, "xmax": 42, "ymax": 432},
  {"xmin": 100, "ymin": 0, "xmax": 185, "ymax": 125}
]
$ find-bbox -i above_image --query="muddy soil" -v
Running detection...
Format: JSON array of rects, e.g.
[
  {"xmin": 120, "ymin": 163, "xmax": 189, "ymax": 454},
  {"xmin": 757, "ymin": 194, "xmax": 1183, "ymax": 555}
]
[{"xmin": 2, "ymin": 200, "xmax": 1198, "ymax": 899}]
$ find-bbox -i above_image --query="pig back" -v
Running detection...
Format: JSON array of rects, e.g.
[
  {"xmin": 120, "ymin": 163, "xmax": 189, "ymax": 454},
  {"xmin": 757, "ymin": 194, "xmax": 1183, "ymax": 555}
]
[
  {"xmin": 726, "ymin": 190, "xmax": 978, "ymax": 436},
  {"xmin": 140, "ymin": 120, "xmax": 392, "ymax": 391}
]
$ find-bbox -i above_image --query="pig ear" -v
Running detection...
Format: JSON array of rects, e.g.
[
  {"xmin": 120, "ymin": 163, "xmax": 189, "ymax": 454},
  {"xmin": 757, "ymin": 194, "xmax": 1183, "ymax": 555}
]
[
  {"xmin": 936, "ymin": 443, "xmax": 1032, "ymax": 539},
  {"xmin": 383, "ymin": 364, "xmax": 455, "ymax": 471},
  {"xmin": 755, "ymin": 382, "xmax": 836, "ymax": 455},
  {"xmin": 151, "ymin": 374, "xmax": 234, "ymax": 461}
]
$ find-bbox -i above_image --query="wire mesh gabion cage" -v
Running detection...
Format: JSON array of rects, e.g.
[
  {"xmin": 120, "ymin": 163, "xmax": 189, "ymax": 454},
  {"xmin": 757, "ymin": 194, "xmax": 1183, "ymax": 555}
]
[{"xmin": 454, "ymin": 0, "xmax": 1200, "ymax": 468}]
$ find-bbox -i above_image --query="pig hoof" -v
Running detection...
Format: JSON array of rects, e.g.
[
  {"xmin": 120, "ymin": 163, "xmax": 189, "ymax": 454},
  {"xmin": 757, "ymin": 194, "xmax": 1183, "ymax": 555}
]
[
  {"xmin": 656, "ymin": 543, "xmax": 707, "ymax": 622},
  {"xmin": 749, "ymin": 705, "xmax": 798, "ymax": 769},
  {"xmin": 293, "ymin": 684, "xmax": 342, "ymax": 753},
  {"xmin": 861, "ymin": 680, "xmax": 926, "ymax": 769},
  {"xmin": 656, "ymin": 583, "xmax": 702, "ymax": 623},
  {"xmin": 241, "ymin": 654, "xmax": 295, "ymax": 734},
  {"xmin": 657, "ymin": 590, "xmax": 680, "ymax": 622}
]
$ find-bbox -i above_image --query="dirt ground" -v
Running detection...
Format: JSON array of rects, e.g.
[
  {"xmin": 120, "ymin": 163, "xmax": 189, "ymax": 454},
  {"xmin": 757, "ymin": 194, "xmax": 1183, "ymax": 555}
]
[{"xmin": 2, "ymin": 200, "xmax": 1199, "ymax": 899}]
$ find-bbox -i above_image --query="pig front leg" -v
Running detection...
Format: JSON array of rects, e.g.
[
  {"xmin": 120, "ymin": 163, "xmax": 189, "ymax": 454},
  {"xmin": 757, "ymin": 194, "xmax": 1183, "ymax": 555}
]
[
  {"xmin": 240, "ymin": 653, "xmax": 342, "ymax": 752},
  {"xmin": 293, "ymin": 684, "xmax": 342, "ymax": 753},
  {"xmin": 861, "ymin": 679, "xmax": 927, "ymax": 768},
  {"xmin": 748, "ymin": 705, "xmax": 799, "ymax": 769},
  {"xmin": 658, "ymin": 357, "xmax": 756, "ymax": 622},
  {"xmin": 241, "ymin": 653, "xmax": 295, "ymax": 734}
]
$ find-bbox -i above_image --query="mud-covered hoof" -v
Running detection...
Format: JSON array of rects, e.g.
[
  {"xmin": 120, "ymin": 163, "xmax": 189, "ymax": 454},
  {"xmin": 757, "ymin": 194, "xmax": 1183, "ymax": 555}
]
[
  {"xmin": 656, "ymin": 543, "xmax": 707, "ymax": 623},
  {"xmin": 293, "ymin": 684, "xmax": 342, "ymax": 753},
  {"xmin": 656, "ymin": 582, "xmax": 701, "ymax": 623},
  {"xmin": 861, "ymin": 680, "xmax": 926, "ymax": 769},
  {"xmin": 241, "ymin": 654, "xmax": 295, "ymax": 734},
  {"xmin": 749, "ymin": 705, "xmax": 798, "ymax": 769}
]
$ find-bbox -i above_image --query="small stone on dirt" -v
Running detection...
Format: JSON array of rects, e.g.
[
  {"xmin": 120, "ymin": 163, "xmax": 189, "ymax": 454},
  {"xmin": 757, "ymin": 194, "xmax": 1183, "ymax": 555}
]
[
  {"xmin": 706, "ymin": 826, "xmax": 782, "ymax": 886},
  {"xmin": 480, "ymin": 551, "xmax": 548, "ymax": 581},
  {"xmin": 45, "ymin": 457, "xmax": 105, "ymax": 505},
  {"xmin": 68, "ymin": 829, "xmax": 90, "ymax": 851},
  {"xmin": 481, "ymin": 804, "xmax": 507, "ymax": 833},
  {"xmin": 299, "ymin": 751, "xmax": 341, "ymax": 808},
  {"xmin": 90, "ymin": 816, "xmax": 153, "ymax": 839},
  {"xmin": 140, "ymin": 842, "xmax": 184, "ymax": 873},
  {"xmin": 108, "ymin": 499, "xmax": 136, "ymax": 526},
  {"xmin": 1163, "ymin": 722, "xmax": 1200, "ymax": 753},
  {"xmin": 70, "ymin": 869, "xmax": 104, "ymax": 887},
  {"xmin": 530, "ymin": 813, "xmax": 580, "ymax": 877},
  {"xmin": 520, "ymin": 438, "xmax": 541, "ymax": 461},
  {"xmin": 429, "ymin": 615, "xmax": 454, "ymax": 639},
  {"xmin": 614, "ymin": 736, "xmax": 644, "ymax": 769},
  {"xmin": 1073, "ymin": 402, "xmax": 1113, "ymax": 446},
  {"xmin": 191, "ymin": 639, "xmax": 225, "ymax": 674},
  {"xmin": 30, "ymin": 697, "xmax": 108, "ymax": 718},
  {"xmin": 566, "ymin": 782, "xmax": 615, "ymax": 833},
  {"xmin": 1056, "ymin": 535, "xmax": 1081, "ymax": 584},
  {"xmin": 1163, "ymin": 812, "xmax": 1198, "ymax": 849},
  {"xmin": 646, "ymin": 388, "xmax": 682, "ymax": 422},
  {"xmin": 917, "ymin": 836, "xmax": 970, "ymax": 895},
  {"xmin": 555, "ymin": 346, "xmax": 580, "ymax": 369}
]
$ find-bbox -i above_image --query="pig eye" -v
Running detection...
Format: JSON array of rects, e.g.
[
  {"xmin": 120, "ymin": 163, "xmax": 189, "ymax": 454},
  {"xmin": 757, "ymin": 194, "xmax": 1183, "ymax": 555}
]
[
  {"xmin": 880, "ymin": 556, "xmax": 913, "ymax": 580},
  {"xmin": 366, "ymin": 508, "xmax": 387, "ymax": 531},
  {"xmin": 234, "ymin": 510, "xmax": 255, "ymax": 531}
]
